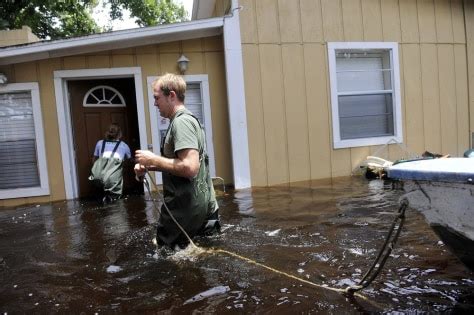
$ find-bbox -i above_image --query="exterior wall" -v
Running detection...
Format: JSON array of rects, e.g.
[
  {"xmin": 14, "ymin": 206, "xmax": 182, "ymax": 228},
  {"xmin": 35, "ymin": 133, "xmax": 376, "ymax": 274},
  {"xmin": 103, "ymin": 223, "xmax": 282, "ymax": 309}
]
[
  {"xmin": 212, "ymin": 0, "xmax": 231, "ymax": 16},
  {"xmin": 239, "ymin": 0, "xmax": 471, "ymax": 187},
  {"xmin": 0, "ymin": 26, "xmax": 39, "ymax": 47},
  {"xmin": 0, "ymin": 36, "xmax": 231, "ymax": 207}
]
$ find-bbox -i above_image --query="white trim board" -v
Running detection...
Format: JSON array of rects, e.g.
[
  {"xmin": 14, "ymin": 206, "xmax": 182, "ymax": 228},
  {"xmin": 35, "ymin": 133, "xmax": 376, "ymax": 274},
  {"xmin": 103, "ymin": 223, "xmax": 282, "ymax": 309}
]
[
  {"xmin": 222, "ymin": 0, "xmax": 251, "ymax": 189},
  {"xmin": 54, "ymin": 67, "xmax": 148, "ymax": 199}
]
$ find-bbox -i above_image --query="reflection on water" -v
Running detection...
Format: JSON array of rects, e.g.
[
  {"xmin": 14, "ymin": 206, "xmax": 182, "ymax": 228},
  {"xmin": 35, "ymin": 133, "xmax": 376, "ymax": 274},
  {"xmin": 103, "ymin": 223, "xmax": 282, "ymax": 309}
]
[{"xmin": 1, "ymin": 177, "xmax": 473, "ymax": 313}]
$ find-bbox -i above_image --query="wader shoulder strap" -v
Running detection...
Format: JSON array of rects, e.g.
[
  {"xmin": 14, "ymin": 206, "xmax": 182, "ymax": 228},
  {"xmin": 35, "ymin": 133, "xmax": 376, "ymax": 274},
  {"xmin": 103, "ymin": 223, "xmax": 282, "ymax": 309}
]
[{"xmin": 101, "ymin": 140, "xmax": 122, "ymax": 158}]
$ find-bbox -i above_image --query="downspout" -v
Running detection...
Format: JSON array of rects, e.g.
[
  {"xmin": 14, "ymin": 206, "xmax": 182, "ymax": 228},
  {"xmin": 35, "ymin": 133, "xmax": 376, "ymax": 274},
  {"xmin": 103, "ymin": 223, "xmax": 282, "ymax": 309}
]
[
  {"xmin": 465, "ymin": 0, "xmax": 474, "ymax": 148},
  {"xmin": 222, "ymin": 0, "xmax": 252, "ymax": 189}
]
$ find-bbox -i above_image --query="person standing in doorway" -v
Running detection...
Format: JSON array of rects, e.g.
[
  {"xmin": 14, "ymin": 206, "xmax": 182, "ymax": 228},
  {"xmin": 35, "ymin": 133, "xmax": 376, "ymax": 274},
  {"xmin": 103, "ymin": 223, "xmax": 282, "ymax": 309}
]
[
  {"xmin": 89, "ymin": 123, "xmax": 131, "ymax": 203},
  {"xmin": 134, "ymin": 73, "xmax": 220, "ymax": 249}
]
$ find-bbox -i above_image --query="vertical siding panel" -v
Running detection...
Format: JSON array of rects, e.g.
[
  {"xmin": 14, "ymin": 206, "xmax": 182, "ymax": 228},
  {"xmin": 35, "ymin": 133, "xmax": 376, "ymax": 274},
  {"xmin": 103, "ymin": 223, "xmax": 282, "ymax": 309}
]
[
  {"xmin": 13, "ymin": 62, "xmax": 38, "ymax": 82},
  {"xmin": 451, "ymin": 0, "xmax": 465, "ymax": 44},
  {"xmin": 278, "ymin": 0, "xmax": 302, "ymax": 43},
  {"xmin": 111, "ymin": 54, "xmax": 135, "ymax": 67},
  {"xmin": 38, "ymin": 58, "xmax": 65, "ymax": 201},
  {"xmin": 239, "ymin": 0, "xmax": 258, "ymax": 44},
  {"xmin": 259, "ymin": 45, "xmax": 289, "ymax": 185},
  {"xmin": 159, "ymin": 41, "xmax": 180, "ymax": 53},
  {"xmin": 417, "ymin": 0, "xmax": 437, "ymax": 43},
  {"xmin": 300, "ymin": 0, "xmax": 324, "ymax": 43},
  {"xmin": 400, "ymin": 0, "xmax": 420, "ymax": 43},
  {"xmin": 342, "ymin": 0, "xmax": 363, "ymax": 41},
  {"xmin": 438, "ymin": 45, "xmax": 457, "ymax": 155},
  {"xmin": 184, "ymin": 53, "xmax": 205, "ymax": 74},
  {"xmin": 62, "ymin": 56, "xmax": 86, "ymax": 69},
  {"xmin": 304, "ymin": 44, "xmax": 331, "ymax": 179},
  {"xmin": 434, "ymin": 0, "xmax": 454, "ymax": 43},
  {"xmin": 159, "ymin": 53, "xmax": 180, "ymax": 73},
  {"xmin": 242, "ymin": 45, "xmax": 268, "ymax": 186},
  {"xmin": 361, "ymin": 0, "xmax": 383, "ymax": 41},
  {"xmin": 454, "ymin": 45, "xmax": 469, "ymax": 155},
  {"xmin": 381, "ymin": 0, "xmax": 401, "ymax": 42},
  {"xmin": 331, "ymin": 149, "xmax": 351, "ymax": 178},
  {"xmin": 205, "ymin": 52, "xmax": 233, "ymax": 183},
  {"xmin": 256, "ymin": 0, "xmax": 280, "ymax": 43},
  {"xmin": 351, "ymin": 147, "xmax": 370, "ymax": 174},
  {"xmin": 282, "ymin": 44, "xmax": 310, "ymax": 183},
  {"xmin": 86, "ymin": 55, "xmax": 111, "ymax": 69},
  {"xmin": 402, "ymin": 45, "xmax": 425, "ymax": 154},
  {"xmin": 321, "ymin": 0, "xmax": 344, "ymax": 41},
  {"xmin": 420, "ymin": 44, "xmax": 441, "ymax": 153}
]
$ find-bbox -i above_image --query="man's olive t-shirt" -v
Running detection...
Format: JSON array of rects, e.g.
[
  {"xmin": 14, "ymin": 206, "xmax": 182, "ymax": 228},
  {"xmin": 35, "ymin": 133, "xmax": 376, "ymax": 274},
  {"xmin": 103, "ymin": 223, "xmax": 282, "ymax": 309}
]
[{"xmin": 158, "ymin": 108, "xmax": 218, "ymax": 246}]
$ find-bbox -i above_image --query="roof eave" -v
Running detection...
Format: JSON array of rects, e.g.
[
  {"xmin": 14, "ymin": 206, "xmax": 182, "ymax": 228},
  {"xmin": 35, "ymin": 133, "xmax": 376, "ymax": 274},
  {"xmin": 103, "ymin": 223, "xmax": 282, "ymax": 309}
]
[{"xmin": 0, "ymin": 17, "xmax": 224, "ymax": 66}]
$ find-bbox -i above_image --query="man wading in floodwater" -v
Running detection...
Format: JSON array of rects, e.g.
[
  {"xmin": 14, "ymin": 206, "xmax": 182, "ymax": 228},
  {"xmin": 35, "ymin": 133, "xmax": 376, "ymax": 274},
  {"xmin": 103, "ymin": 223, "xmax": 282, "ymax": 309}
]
[{"xmin": 134, "ymin": 73, "xmax": 220, "ymax": 249}]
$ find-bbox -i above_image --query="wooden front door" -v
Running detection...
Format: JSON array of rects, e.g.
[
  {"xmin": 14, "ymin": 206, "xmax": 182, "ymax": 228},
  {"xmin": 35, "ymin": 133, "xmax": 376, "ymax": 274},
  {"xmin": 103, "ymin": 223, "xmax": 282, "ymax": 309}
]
[{"xmin": 69, "ymin": 78, "xmax": 142, "ymax": 198}]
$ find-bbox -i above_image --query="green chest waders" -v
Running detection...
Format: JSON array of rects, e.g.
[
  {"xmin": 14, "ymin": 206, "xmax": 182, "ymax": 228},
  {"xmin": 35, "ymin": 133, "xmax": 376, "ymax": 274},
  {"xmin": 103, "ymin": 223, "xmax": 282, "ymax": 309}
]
[{"xmin": 88, "ymin": 140, "xmax": 124, "ymax": 197}]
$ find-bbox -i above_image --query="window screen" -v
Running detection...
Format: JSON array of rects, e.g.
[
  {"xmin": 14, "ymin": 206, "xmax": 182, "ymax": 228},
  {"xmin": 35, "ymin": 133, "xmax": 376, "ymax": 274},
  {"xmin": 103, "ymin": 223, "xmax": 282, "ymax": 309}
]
[{"xmin": 0, "ymin": 92, "xmax": 40, "ymax": 189}]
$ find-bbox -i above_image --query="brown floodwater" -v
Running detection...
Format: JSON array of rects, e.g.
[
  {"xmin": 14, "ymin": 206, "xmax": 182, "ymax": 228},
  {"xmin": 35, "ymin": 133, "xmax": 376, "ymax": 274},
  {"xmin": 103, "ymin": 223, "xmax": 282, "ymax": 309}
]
[{"xmin": 1, "ymin": 177, "xmax": 473, "ymax": 313}]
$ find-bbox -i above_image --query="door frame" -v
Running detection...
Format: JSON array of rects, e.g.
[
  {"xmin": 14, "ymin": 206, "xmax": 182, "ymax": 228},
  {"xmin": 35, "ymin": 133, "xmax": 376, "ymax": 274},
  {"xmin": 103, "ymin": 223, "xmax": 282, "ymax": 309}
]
[{"xmin": 53, "ymin": 67, "xmax": 148, "ymax": 199}]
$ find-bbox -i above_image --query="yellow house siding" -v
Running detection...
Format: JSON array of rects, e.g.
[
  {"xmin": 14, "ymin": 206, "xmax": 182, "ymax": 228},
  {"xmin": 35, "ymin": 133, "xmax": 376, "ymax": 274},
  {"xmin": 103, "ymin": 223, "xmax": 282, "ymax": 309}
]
[
  {"xmin": 420, "ymin": 44, "xmax": 442, "ymax": 153},
  {"xmin": 239, "ymin": 0, "xmax": 258, "ymax": 44},
  {"xmin": 434, "ymin": 0, "xmax": 454, "ymax": 43},
  {"xmin": 381, "ymin": 0, "xmax": 402, "ymax": 42},
  {"xmin": 1, "ymin": 36, "xmax": 230, "ymax": 206},
  {"xmin": 400, "ymin": 0, "xmax": 420, "ymax": 43},
  {"xmin": 300, "ymin": 0, "xmax": 324, "ymax": 43},
  {"xmin": 454, "ymin": 44, "xmax": 469, "ymax": 154},
  {"xmin": 303, "ymin": 44, "xmax": 331, "ymax": 180},
  {"xmin": 278, "ymin": 0, "xmax": 302, "ymax": 43},
  {"xmin": 417, "ymin": 0, "xmax": 437, "ymax": 43},
  {"xmin": 259, "ymin": 44, "xmax": 289, "ymax": 185},
  {"xmin": 242, "ymin": 45, "xmax": 268, "ymax": 186},
  {"xmin": 438, "ymin": 44, "xmax": 458, "ymax": 156},
  {"xmin": 342, "ymin": 0, "xmax": 364, "ymax": 41},
  {"xmin": 282, "ymin": 44, "xmax": 311, "ymax": 183},
  {"xmin": 240, "ymin": 0, "xmax": 471, "ymax": 186},
  {"xmin": 451, "ymin": 0, "xmax": 465, "ymax": 44},
  {"xmin": 361, "ymin": 0, "xmax": 383, "ymax": 41}
]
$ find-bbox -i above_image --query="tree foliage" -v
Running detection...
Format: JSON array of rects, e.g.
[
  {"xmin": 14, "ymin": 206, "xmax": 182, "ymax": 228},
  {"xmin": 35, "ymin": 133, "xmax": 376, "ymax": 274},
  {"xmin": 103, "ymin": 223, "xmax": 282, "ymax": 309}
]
[{"xmin": 0, "ymin": 0, "xmax": 188, "ymax": 40}]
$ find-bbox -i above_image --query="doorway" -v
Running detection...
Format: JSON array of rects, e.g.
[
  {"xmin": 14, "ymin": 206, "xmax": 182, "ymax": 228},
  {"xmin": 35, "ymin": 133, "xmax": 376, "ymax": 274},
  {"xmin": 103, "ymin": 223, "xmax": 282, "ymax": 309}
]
[{"xmin": 68, "ymin": 78, "xmax": 143, "ymax": 198}]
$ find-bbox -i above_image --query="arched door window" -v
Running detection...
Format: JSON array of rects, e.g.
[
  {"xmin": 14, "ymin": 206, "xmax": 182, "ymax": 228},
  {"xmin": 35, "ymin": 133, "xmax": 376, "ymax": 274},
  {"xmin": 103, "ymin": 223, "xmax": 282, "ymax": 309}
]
[{"xmin": 83, "ymin": 85, "xmax": 126, "ymax": 107}]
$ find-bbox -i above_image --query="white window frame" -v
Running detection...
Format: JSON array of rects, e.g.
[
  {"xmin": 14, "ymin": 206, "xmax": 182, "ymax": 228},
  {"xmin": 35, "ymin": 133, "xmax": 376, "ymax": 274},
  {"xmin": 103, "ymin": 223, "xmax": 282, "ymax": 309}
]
[
  {"xmin": 147, "ymin": 74, "xmax": 216, "ymax": 185},
  {"xmin": 328, "ymin": 42, "xmax": 403, "ymax": 149},
  {"xmin": 0, "ymin": 82, "xmax": 50, "ymax": 199}
]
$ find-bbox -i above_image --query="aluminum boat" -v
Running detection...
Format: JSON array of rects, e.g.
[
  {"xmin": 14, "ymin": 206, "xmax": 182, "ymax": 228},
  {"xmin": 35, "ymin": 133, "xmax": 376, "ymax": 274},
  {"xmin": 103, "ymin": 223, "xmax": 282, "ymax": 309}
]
[{"xmin": 388, "ymin": 158, "xmax": 474, "ymax": 272}]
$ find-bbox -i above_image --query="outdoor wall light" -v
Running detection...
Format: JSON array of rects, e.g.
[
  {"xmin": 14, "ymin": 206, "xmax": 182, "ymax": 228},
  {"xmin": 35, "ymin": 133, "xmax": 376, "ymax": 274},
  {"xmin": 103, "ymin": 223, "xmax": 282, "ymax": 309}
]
[
  {"xmin": 0, "ymin": 72, "xmax": 7, "ymax": 85},
  {"xmin": 177, "ymin": 54, "xmax": 189, "ymax": 74}
]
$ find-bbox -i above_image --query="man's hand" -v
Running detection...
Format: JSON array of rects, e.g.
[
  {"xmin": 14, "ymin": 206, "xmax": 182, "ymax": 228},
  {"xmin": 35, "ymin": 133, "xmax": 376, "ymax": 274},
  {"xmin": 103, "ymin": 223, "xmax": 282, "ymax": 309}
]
[
  {"xmin": 135, "ymin": 150, "xmax": 157, "ymax": 167},
  {"xmin": 133, "ymin": 163, "xmax": 146, "ymax": 179}
]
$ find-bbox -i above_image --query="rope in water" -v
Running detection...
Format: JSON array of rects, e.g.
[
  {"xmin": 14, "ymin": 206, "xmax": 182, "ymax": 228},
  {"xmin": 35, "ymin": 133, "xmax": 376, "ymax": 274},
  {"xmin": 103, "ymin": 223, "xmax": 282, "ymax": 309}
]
[{"xmin": 142, "ymin": 171, "xmax": 406, "ymax": 302}]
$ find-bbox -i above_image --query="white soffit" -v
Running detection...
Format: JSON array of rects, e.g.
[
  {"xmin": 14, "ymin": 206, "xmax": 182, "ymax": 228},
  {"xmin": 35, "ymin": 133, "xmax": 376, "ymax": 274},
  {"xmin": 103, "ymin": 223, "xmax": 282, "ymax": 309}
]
[
  {"xmin": 192, "ymin": 0, "xmax": 217, "ymax": 20},
  {"xmin": 0, "ymin": 17, "xmax": 223, "ymax": 65}
]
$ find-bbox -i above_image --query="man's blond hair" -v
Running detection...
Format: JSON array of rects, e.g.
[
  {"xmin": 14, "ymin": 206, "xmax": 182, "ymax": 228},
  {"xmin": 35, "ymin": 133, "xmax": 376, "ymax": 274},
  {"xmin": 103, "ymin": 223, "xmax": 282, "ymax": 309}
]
[{"xmin": 152, "ymin": 73, "xmax": 186, "ymax": 102}]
